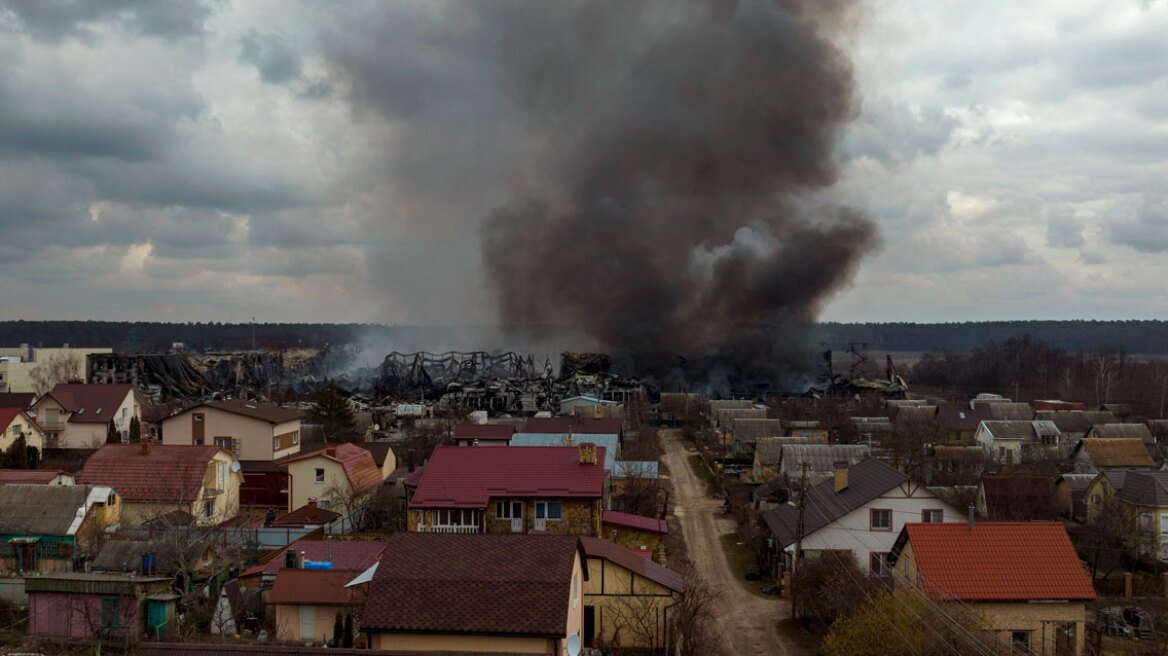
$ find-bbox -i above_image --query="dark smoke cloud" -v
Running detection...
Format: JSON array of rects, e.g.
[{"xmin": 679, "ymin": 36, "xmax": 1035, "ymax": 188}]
[{"xmin": 318, "ymin": 0, "xmax": 878, "ymax": 391}]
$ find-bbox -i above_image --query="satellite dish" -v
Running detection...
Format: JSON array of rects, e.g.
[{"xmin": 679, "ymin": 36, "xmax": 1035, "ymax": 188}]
[
  {"xmin": 230, "ymin": 461, "xmax": 241, "ymax": 473},
  {"xmin": 566, "ymin": 634, "xmax": 581, "ymax": 656}
]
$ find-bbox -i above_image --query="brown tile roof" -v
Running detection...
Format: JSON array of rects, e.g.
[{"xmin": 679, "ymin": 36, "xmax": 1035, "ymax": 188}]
[
  {"xmin": 362, "ymin": 533, "xmax": 584, "ymax": 637},
  {"xmin": 979, "ymin": 476, "xmax": 1053, "ymax": 520},
  {"xmin": 268, "ymin": 569, "xmax": 364, "ymax": 605},
  {"xmin": 452, "ymin": 423, "xmax": 516, "ymax": 440},
  {"xmin": 409, "ymin": 445, "xmax": 605, "ymax": 508},
  {"xmin": 76, "ymin": 443, "xmax": 225, "ymax": 502},
  {"xmin": 0, "ymin": 469, "xmax": 73, "ymax": 485},
  {"xmin": 179, "ymin": 399, "xmax": 303, "ymax": 424},
  {"xmin": 239, "ymin": 539, "xmax": 387, "ymax": 578},
  {"xmin": 602, "ymin": 510, "xmax": 667, "ymax": 535},
  {"xmin": 581, "ymin": 537, "xmax": 682, "ymax": 593},
  {"xmin": 38, "ymin": 447, "xmax": 98, "ymax": 474},
  {"xmin": 282, "ymin": 443, "xmax": 382, "ymax": 495},
  {"xmin": 43, "ymin": 383, "xmax": 135, "ymax": 424},
  {"xmin": 270, "ymin": 502, "xmax": 341, "ymax": 527},
  {"xmin": 890, "ymin": 522, "xmax": 1095, "ymax": 601},
  {"xmin": 0, "ymin": 392, "xmax": 35, "ymax": 409},
  {"xmin": 1076, "ymin": 438, "xmax": 1154, "ymax": 468}
]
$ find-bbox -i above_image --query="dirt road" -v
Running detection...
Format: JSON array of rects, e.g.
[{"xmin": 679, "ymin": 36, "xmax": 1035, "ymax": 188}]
[{"xmin": 662, "ymin": 429, "xmax": 802, "ymax": 656}]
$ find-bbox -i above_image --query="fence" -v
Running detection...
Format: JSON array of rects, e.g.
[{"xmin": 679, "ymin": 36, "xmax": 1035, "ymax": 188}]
[{"xmin": 118, "ymin": 506, "xmax": 364, "ymax": 550}]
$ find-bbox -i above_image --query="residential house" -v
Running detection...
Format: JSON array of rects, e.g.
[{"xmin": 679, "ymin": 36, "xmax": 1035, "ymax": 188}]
[
  {"xmin": 237, "ymin": 538, "xmax": 387, "ymax": 593},
  {"xmin": 0, "ymin": 469, "xmax": 74, "ymax": 485},
  {"xmin": 271, "ymin": 568, "xmax": 366, "ymax": 643},
  {"xmin": 0, "ymin": 406, "xmax": 44, "ymax": 454},
  {"xmin": 708, "ymin": 399, "xmax": 753, "ymax": 412},
  {"xmin": 161, "ymin": 400, "xmax": 303, "ymax": 461},
  {"xmin": 580, "ymin": 537, "xmax": 682, "ymax": 651},
  {"xmin": 887, "ymin": 522, "xmax": 1095, "ymax": 656},
  {"xmin": 361, "ymin": 533, "xmax": 586, "ymax": 654},
  {"xmin": 763, "ymin": 459, "xmax": 964, "ymax": 576},
  {"xmin": 935, "ymin": 402, "xmax": 992, "ymax": 443},
  {"xmin": 893, "ymin": 405, "xmax": 937, "ymax": 433},
  {"xmin": 407, "ymin": 445, "xmax": 606, "ymax": 536},
  {"xmin": 26, "ymin": 572, "xmax": 177, "ymax": 639},
  {"xmin": 1033, "ymin": 400, "xmax": 1085, "ymax": 411},
  {"xmin": 512, "ymin": 431, "xmax": 620, "ymax": 469},
  {"xmin": 0, "ymin": 484, "xmax": 119, "ymax": 573},
  {"xmin": 752, "ymin": 437, "xmax": 813, "ymax": 482},
  {"xmin": 600, "ymin": 510, "xmax": 667, "ymax": 560},
  {"xmin": 90, "ymin": 538, "xmax": 215, "ymax": 579},
  {"xmin": 777, "ymin": 444, "xmax": 870, "ymax": 487},
  {"xmin": 76, "ymin": 443, "xmax": 242, "ymax": 526},
  {"xmin": 452, "ymin": 422, "xmax": 515, "ymax": 447},
  {"xmin": 785, "ymin": 420, "xmax": 830, "ymax": 440},
  {"xmin": 1034, "ymin": 410, "xmax": 1118, "ymax": 442},
  {"xmin": 33, "ymin": 383, "xmax": 141, "ymax": 448},
  {"xmin": 731, "ymin": 418, "xmax": 784, "ymax": 454},
  {"xmin": 1111, "ymin": 471, "xmax": 1168, "ymax": 561},
  {"xmin": 560, "ymin": 395, "xmax": 621, "ymax": 417},
  {"xmin": 928, "ymin": 445, "xmax": 986, "ymax": 484},
  {"xmin": 269, "ymin": 499, "xmax": 341, "ymax": 529},
  {"xmin": 282, "ymin": 443, "xmax": 383, "ymax": 513},
  {"xmin": 715, "ymin": 407, "xmax": 767, "ymax": 430},
  {"xmin": 1086, "ymin": 423, "xmax": 1155, "ymax": 449},
  {"xmin": 973, "ymin": 420, "xmax": 1061, "ymax": 465},
  {"xmin": 976, "ymin": 476, "xmax": 1054, "ymax": 520},
  {"xmin": 524, "ymin": 416, "xmax": 624, "ymax": 443},
  {"xmin": 986, "ymin": 402, "xmax": 1034, "ymax": 420},
  {"xmin": 849, "ymin": 416, "xmax": 894, "ymax": 446},
  {"xmin": 354, "ymin": 441, "xmax": 399, "ymax": 480},
  {"xmin": 1054, "ymin": 473, "xmax": 1096, "ymax": 522},
  {"xmin": 1071, "ymin": 438, "xmax": 1155, "ymax": 472},
  {"xmin": 1100, "ymin": 403, "xmax": 1136, "ymax": 420},
  {"xmin": 1084, "ymin": 469, "xmax": 1130, "ymax": 522}
]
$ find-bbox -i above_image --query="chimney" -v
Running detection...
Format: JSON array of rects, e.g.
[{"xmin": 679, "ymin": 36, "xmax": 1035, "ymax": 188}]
[
  {"xmin": 326, "ymin": 446, "xmax": 337, "ymax": 457},
  {"xmin": 968, "ymin": 504, "xmax": 975, "ymax": 530},
  {"xmin": 307, "ymin": 497, "xmax": 318, "ymax": 517},
  {"xmin": 141, "ymin": 439, "xmax": 151, "ymax": 456},
  {"xmin": 833, "ymin": 461, "xmax": 848, "ymax": 493},
  {"xmin": 579, "ymin": 442, "xmax": 597, "ymax": 465},
  {"xmin": 408, "ymin": 449, "xmax": 416, "ymax": 473}
]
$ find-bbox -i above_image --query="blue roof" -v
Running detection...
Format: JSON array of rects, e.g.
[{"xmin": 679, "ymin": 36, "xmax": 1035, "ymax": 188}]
[
  {"xmin": 511, "ymin": 433, "xmax": 619, "ymax": 470},
  {"xmin": 613, "ymin": 461, "xmax": 658, "ymax": 479}
]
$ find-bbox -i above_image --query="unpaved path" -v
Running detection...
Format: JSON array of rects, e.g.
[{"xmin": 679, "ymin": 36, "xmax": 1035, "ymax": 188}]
[{"xmin": 662, "ymin": 429, "xmax": 804, "ymax": 656}]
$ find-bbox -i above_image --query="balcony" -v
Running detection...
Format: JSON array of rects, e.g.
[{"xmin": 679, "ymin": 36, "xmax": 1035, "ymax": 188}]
[
  {"xmin": 418, "ymin": 524, "xmax": 479, "ymax": 534},
  {"xmin": 40, "ymin": 419, "xmax": 65, "ymax": 431}
]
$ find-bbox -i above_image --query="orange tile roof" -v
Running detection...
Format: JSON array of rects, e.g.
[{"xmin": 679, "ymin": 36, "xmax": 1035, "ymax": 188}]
[
  {"xmin": 282, "ymin": 443, "xmax": 381, "ymax": 495},
  {"xmin": 899, "ymin": 522, "xmax": 1095, "ymax": 601}
]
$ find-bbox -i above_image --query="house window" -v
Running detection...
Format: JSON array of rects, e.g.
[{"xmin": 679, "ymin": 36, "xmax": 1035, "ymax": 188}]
[
  {"xmin": 870, "ymin": 509, "xmax": 892, "ymax": 531},
  {"xmin": 203, "ymin": 500, "xmax": 215, "ymax": 519},
  {"xmin": 315, "ymin": 468, "xmax": 325, "ymax": 484},
  {"xmin": 536, "ymin": 502, "xmax": 563, "ymax": 520},
  {"xmin": 921, "ymin": 509, "xmax": 943, "ymax": 523},
  {"xmin": 1011, "ymin": 630, "xmax": 1032, "ymax": 653},
  {"xmin": 292, "ymin": 431, "xmax": 299, "ymax": 445},
  {"xmin": 1041, "ymin": 434, "xmax": 1058, "ymax": 446},
  {"xmin": 194, "ymin": 414, "xmax": 203, "ymax": 422},
  {"xmin": 215, "ymin": 437, "xmax": 231, "ymax": 449},
  {"xmin": 273, "ymin": 438, "xmax": 279, "ymax": 451},
  {"xmin": 10, "ymin": 426, "xmax": 18, "ymax": 437},
  {"xmin": 434, "ymin": 509, "xmax": 478, "ymax": 526},
  {"xmin": 496, "ymin": 501, "xmax": 523, "ymax": 519},
  {"xmin": 869, "ymin": 552, "xmax": 889, "ymax": 577},
  {"xmin": 218, "ymin": 462, "xmax": 226, "ymax": 483},
  {"xmin": 998, "ymin": 446, "xmax": 1006, "ymax": 457},
  {"xmin": 1161, "ymin": 514, "xmax": 1168, "ymax": 536}
]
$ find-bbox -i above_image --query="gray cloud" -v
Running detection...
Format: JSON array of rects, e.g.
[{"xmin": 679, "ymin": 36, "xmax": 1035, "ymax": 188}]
[
  {"xmin": 239, "ymin": 29, "xmax": 302, "ymax": 85},
  {"xmin": 1109, "ymin": 195, "xmax": 1168, "ymax": 252},
  {"xmin": 0, "ymin": 0, "xmax": 216, "ymax": 42}
]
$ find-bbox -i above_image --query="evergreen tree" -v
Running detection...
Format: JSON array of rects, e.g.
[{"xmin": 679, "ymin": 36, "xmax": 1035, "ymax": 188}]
[
  {"xmin": 129, "ymin": 416, "xmax": 141, "ymax": 443},
  {"xmin": 309, "ymin": 381, "xmax": 357, "ymax": 442},
  {"xmin": 5, "ymin": 435, "xmax": 29, "ymax": 469},
  {"xmin": 333, "ymin": 612, "xmax": 344, "ymax": 647},
  {"xmin": 343, "ymin": 613, "xmax": 354, "ymax": 648},
  {"xmin": 106, "ymin": 419, "xmax": 120, "ymax": 444},
  {"xmin": 26, "ymin": 445, "xmax": 39, "ymax": 469}
]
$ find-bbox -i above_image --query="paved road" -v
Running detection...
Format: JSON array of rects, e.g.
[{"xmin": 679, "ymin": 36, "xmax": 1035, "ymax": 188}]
[{"xmin": 661, "ymin": 429, "xmax": 799, "ymax": 656}]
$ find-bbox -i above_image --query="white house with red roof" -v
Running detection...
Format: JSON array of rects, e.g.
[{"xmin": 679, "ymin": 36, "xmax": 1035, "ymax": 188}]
[
  {"xmin": 452, "ymin": 422, "xmax": 515, "ymax": 447},
  {"xmin": 0, "ymin": 405, "xmax": 44, "ymax": 454},
  {"xmin": 887, "ymin": 522, "xmax": 1096, "ymax": 656},
  {"xmin": 281, "ymin": 443, "xmax": 383, "ymax": 513},
  {"xmin": 406, "ymin": 444, "xmax": 606, "ymax": 536},
  {"xmin": 32, "ymin": 383, "xmax": 141, "ymax": 448},
  {"xmin": 76, "ymin": 442, "xmax": 241, "ymax": 526}
]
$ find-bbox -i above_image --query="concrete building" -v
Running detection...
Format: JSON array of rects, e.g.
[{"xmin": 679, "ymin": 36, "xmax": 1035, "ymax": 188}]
[{"xmin": 0, "ymin": 346, "xmax": 112, "ymax": 395}]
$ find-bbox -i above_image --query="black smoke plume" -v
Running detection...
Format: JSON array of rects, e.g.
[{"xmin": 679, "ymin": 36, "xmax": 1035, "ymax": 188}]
[{"xmin": 477, "ymin": 0, "xmax": 878, "ymax": 392}]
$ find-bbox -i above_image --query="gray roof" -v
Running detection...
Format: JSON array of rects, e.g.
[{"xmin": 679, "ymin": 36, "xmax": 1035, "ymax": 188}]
[
  {"xmin": 1055, "ymin": 474, "xmax": 1096, "ymax": 494},
  {"xmin": 91, "ymin": 538, "xmax": 211, "ymax": 575},
  {"xmin": 1089, "ymin": 423, "xmax": 1154, "ymax": 444},
  {"xmin": 1148, "ymin": 419, "xmax": 1168, "ymax": 436},
  {"xmin": 979, "ymin": 420, "xmax": 1060, "ymax": 441},
  {"xmin": 988, "ymin": 403, "xmax": 1034, "ymax": 420},
  {"xmin": 709, "ymin": 400, "xmax": 754, "ymax": 411},
  {"xmin": 764, "ymin": 459, "xmax": 908, "ymax": 549},
  {"xmin": 778, "ymin": 444, "xmax": 871, "ymax": 478},
  {"xmin": 1116, "ymin": 471, "xmax": 1168, "ymax": 507},
  {"xmin": 895, "ymin": 406, "xmax": 936, "ymax": 423},
  {"xmin": 1034, "ymin": 410, "xmax": 1117, "ymax": 437},
  {"xmin": 715, "ymin": 408, "xmax": 767, "ymax": 428},
  {"xmin": 1100, "ymin": 469, "xmax": 1130, "ymax": 492},
  {"xmin": 754, "ymin": 437, "xmax": 810, "ymax": 465},
  {"xmin": 0, "ymin": 485, "xmax": 112, "ymax": 537},
  {"xmin": 732, "ymin": 418, "xmax": 784, "ymax": 441},
  {"xmin": 851, "ymin": 417, "xmax": 894, "ymax": 433},
  {"xmin": 511, "ymin": 432, "xmax": 618, "ymax": 470}
]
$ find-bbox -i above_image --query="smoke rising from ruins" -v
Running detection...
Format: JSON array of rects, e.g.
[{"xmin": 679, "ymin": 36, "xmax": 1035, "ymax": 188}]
[{"xmin": 476, "ymin": 0, "xmax": 878, "ymax": 390}]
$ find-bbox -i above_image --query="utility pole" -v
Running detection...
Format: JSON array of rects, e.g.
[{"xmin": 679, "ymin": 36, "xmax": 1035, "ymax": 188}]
[{"xmin": 790, "ymin": 461, "xmax": 808, "ymax": 620}]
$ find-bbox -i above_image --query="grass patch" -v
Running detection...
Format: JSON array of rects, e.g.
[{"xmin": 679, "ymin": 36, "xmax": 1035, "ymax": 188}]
[
  {"xmin": 720, "ymin": 533, "xmax": 779, "ymax": 599},
  {"xmin": 689, "ymin": 454, "xmax": 715, "ymax": 484}
]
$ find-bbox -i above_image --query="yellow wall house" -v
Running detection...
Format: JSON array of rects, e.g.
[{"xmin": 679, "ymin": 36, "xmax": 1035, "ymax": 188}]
[
  {"xmin": 269, "ymin": 569, "xmax": 366, "ymax": 643},
  {"xmin": 887, "ymin": 522, "xmax": 1096, "ymax": 656},
  {"xmin": 1084, "ymin": 469, "xmax": 1130, "ymax": 522},
  {"xmin": 0, "ymin": 406, "xmax": 44, "ymax": 454},
  {"xmin": 0, "ymin": 484, "xmax": 119, "ymax": 574},
  {"xmin": 32, "ymin": 383, "xmax": 140, "ymax": 448},
  {"xmin": 161, "ymin": 400, "xmax": 303, "ymax": 461},
  {"xmin": 1109, "ymin": 471, "xmax": 1168, "ymax": 562},
  {"xmin": 579, "ymin": 537, "xmax": 682, "ymax": 651},
  {"xmin": 76, "ymin": 442, "xmax": 241, "ymax": 526},
  {"xmin": 406, "ymin": 445, "xmax": 606, "ymax": 536},
  {"xmin": 282, "ymin": 443, "xmax": 384, "ymax": 513},
  {"xmin": 361, "ymin": 533, "xmax": 586, "ymax": 654}
]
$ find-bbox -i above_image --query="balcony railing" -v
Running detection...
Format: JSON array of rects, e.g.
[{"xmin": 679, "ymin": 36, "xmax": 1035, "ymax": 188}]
[
  {"xmin": 40, "ymin": 419, "xmax": 65, "ymax": 431},
  {"xmin": 418, "ymin": 524, "xmax": 479, "ymax": 534}
]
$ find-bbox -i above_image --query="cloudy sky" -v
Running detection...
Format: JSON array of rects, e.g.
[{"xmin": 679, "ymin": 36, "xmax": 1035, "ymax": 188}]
[{"xmin": 1, "ymin": 0, "xmax": 1165, "ymax": 326}]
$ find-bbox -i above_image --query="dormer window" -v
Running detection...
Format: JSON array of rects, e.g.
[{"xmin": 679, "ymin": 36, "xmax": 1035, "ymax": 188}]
[{"xmin": 77, "ymin": 408, "xmax": 84, "ymax": 414}]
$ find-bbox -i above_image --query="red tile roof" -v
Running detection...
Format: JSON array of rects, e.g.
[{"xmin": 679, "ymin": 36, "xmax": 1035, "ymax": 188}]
[
  {"xmin": 282, "ymin": 443, "xmax": 381, "ymax": 495},
  {"xmin": 42, "ymin": 384, "xmax": 135, "ymax": 424},
  {"xmin": 0, "ymin": 469, "xmax": 73, "ymax": 485},
  {"xmin": 581, "ymin": 537, "xmax": 682, "ymax": 593},
  {"xmin": 602, "ymin": 510, "xmax": 667, "ymax": 535},
  {"xmin": 362, "ymin": 533, "xmax": 584, "ymax": 637},
  {"xmin": 239, "ymin": 539, "xmax": 388, "ymax": 578},
  {"xmin": 0, "ymin": 393, "xmax": 35, "ymax": 409},
  {"xmin": 452, "ymin": 423, "xmax": 515, "ymax": 440},
  {"xmin": 409, "ymin": 446, "xmax": 606, "ymax": 508},
  {"xmin": 269, "ymin": 503, "xmax": 341, "ymax": 528},
  {"xmin": 0, "ymin": 407, "xmax": 28, "ymax": 431},
  {"xmin": 76, "ymin": 444, "xmax": 225, "ymax": 502},
  {"xmin": 268, "ymin": 569, "xmax": 364, "ymax": 605},
  {"xmin": 898, "ymin": 522, "xmax": 1095, "ymax": 602},
  {"xmin": 523, "ymin": 417, "xmax": 622, "ymax": 435}
]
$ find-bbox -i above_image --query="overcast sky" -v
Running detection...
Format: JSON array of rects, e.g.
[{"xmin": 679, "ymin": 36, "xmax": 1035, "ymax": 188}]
[{"xmin": 1, "ymin": 0, "xmax": 1165, "ymax": 326}]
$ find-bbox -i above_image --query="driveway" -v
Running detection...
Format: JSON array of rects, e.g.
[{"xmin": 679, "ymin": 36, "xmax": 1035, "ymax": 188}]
[{"xmin": 661, "ymin": 429, "xmax": 804, "ymax": 655}]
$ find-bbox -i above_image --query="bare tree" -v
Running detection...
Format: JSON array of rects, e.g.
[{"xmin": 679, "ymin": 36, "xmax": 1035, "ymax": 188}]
[
  {"xmin": 669, "ymin": 562, "xmax": 721, "ymax": 656},
  {"xmin": 1092, "ymin": 351, "xmax": 1118, "ymax": 406},
  {"xmin": 613, "ymin": 463, "xmax": 665, "ymax": 518},
  {"xmin": 600, "ymin": 591, "xmax": 668, "ymax": 652},
  {"xmin": 29, "ymin": 352, "xmax": 82, "ymax": 396}
]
